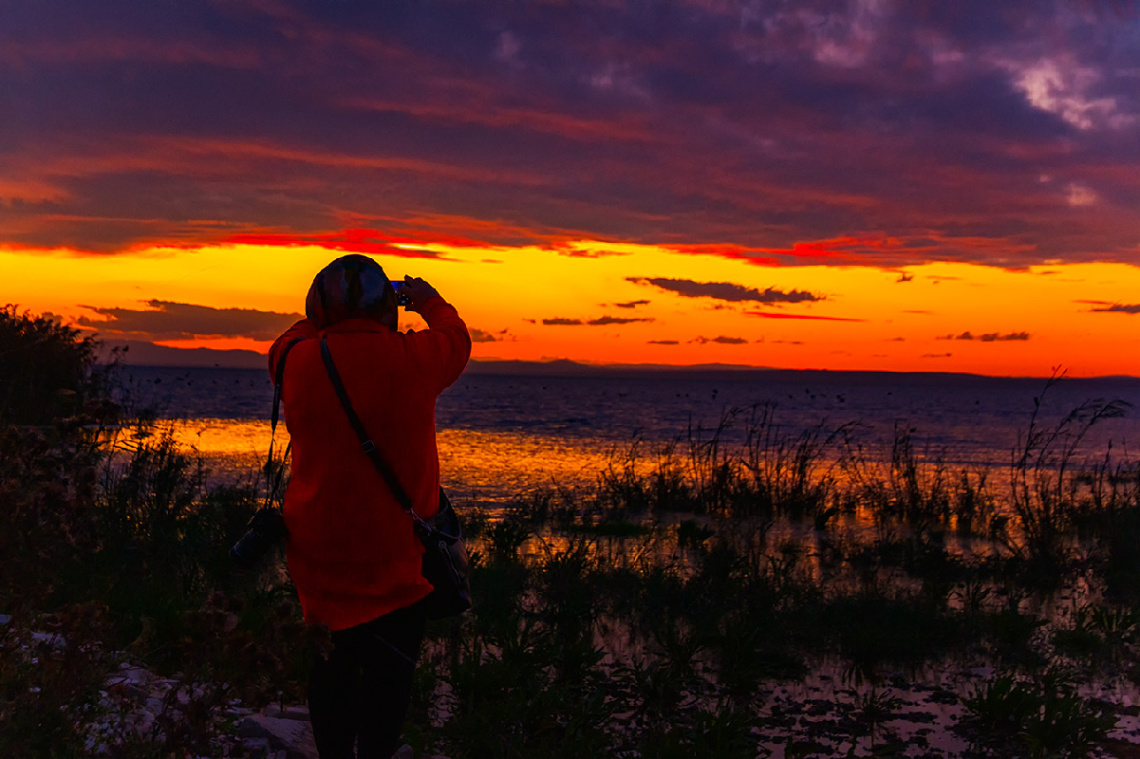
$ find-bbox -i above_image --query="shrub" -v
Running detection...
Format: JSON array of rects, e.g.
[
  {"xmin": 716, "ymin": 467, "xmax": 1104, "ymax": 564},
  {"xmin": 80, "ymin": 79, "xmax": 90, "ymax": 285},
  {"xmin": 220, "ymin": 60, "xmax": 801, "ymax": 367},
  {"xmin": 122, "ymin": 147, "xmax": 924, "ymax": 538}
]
[{"xmin": 0, "ymin": 306, "xmax": 116, "ymax": 427}]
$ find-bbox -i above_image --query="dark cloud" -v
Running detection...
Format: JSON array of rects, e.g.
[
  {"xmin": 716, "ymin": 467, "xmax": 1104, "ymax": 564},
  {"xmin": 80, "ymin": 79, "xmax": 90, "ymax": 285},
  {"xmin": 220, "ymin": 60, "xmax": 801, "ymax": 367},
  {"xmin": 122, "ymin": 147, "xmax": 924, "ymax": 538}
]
[
  {"xmin": 558, "ymin": 248, "xmax": 630, "ymax": 258},
  {"xmin": 1089, "ymin": 303, "xmax": 1140, "ymax": 314},
  {"xmin": 745, "ymin": 311, "xmax": 864, "ymax": 322},
  {"xmin": 1, "ymin": 1, "xmax": 1138, "ymax": 264},
  {"xmin": 691, "ymin": 335, "xmax": 749, "ymax": 345},
  {"xmin": 472, "ymin": 327, "xmax": 514, "ymax": 342},
  {"xmin": 648, "ymin": 339, "xmax": 678, "ymax": 345},
  {"xmin": 587, "ymin": 315, "xmax": 654, "ymax": 326},
  {"xmin": 77, "ymin": 300, "xmax": 301, "ymax": 341},
  {"xmin": 542, "ymin": 315, "xmax": 654, "ymax": 326},
  {"xmin": 936, "ymin": 331, "xmax": 1031, "ymax": 341},
  {"xmin": 225, "ymin": 232, "xmax": 446, "ymax": 260},
  {"xmin": 628, "ymin": 277, "xmax": 822, "ymax": 303},
  {"xmin": 613, "ymin": 299, "xmax": 650, "ymax": 309}
]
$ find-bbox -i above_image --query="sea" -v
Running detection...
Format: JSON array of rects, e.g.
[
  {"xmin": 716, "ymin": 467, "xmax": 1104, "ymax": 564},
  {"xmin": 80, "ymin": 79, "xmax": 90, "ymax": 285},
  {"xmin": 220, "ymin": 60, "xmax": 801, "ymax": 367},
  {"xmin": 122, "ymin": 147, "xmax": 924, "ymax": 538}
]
[{"xmin": 114, "ymin": 365, "xmax": 1140, "ymax": 508}]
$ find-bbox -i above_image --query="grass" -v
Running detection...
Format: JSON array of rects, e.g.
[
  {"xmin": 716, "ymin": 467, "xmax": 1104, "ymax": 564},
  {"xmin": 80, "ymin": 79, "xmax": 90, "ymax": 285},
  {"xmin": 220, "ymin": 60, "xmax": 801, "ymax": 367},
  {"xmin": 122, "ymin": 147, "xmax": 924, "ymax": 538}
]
[{"xmin": 3, "ymin": 309, "xmax": 1140, "ymax": 757}]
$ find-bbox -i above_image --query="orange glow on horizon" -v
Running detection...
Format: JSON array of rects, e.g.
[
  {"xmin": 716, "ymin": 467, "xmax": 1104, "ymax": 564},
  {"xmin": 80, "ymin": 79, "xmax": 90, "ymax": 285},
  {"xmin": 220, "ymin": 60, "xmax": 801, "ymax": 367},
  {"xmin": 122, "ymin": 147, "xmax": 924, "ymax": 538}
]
[{"xmin": 3, "ymin": 242, "xmax": 1139, "ymax": 378}]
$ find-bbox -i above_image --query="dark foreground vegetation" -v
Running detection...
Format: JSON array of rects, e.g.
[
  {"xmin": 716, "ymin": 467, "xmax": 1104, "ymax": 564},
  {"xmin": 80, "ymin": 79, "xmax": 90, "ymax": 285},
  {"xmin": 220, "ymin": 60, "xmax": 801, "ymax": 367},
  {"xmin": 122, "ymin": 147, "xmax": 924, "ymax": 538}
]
[{"xmin": 3, "ymin": 306, "xmax": 1140, "ymax": 758}]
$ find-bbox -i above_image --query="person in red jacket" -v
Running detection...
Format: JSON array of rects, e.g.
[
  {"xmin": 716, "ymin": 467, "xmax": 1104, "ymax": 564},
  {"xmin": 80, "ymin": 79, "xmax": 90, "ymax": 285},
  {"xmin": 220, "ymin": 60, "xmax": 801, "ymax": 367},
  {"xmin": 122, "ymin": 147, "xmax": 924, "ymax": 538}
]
[{"xmin": 268, "ymin": 254, "xmax": 471, "ymax": 759}]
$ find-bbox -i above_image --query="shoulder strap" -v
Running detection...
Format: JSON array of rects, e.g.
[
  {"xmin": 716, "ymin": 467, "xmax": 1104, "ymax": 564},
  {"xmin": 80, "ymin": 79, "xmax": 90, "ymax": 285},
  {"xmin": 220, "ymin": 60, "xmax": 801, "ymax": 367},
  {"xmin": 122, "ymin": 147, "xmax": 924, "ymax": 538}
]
[
  {"xmin": 264, "ymin": 337, "xmax": 303, "ymax": 507},
  {"xmin": 319, "ymin": 336, "xmax": 431, "ymax": 532},
  {"xmin": 271, "ymin": 337, "xmax": 304, "ymax": 434}
]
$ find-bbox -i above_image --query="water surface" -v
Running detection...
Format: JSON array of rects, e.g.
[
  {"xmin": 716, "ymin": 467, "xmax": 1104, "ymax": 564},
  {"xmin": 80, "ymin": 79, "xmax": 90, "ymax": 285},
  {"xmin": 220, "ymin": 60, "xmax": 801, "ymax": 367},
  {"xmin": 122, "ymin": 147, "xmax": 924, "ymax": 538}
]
[{"xmin": 120, "ymin": 366, "xmax": 1140, "ymax": 504}]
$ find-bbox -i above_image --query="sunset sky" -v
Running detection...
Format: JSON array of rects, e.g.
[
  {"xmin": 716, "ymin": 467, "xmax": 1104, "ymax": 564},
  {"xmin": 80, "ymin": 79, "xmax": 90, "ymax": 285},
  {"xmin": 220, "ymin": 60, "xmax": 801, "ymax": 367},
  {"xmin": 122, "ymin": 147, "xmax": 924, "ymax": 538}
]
[{"xmin": 3, "ymin": 0, "xmax": 1139, "ymax": 377}]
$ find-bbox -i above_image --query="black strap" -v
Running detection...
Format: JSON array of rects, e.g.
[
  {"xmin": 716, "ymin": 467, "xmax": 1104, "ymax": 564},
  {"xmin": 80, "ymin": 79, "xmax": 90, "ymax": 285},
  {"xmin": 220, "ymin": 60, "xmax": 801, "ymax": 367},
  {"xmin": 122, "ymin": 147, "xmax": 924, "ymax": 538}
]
[
  {"xmin": 319, "ymin": 336, "xmax": 428, "ymax": 531},
  {"xmin": 264, "ymin": 338, "xmax": 302, "ymax": 507},
  {"xmin": 271, "ymin": 338, "xmax": 303, "ymax": 433}
]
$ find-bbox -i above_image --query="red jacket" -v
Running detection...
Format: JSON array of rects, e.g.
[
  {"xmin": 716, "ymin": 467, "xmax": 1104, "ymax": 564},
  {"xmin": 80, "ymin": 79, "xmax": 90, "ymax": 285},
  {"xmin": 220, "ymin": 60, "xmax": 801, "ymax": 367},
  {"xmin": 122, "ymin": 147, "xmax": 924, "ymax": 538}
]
[{"xmin": 267, "ymin": 297, "xmax": 471, "ymax": 630}]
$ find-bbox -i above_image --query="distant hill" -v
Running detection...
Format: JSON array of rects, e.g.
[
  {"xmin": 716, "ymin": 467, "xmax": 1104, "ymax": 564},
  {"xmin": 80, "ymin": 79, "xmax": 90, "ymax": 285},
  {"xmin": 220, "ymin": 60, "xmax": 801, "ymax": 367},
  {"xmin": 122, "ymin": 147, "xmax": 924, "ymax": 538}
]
[
  {"xmin": 98, "ymin": 340, "xmax": 773, "ymax": 375},
  {"xmin": 464, "ymin": 358, "xmax": 772, "ymax": 376},
  {"xmin": 97, "ymin": 340, "xmax": 267, "ymax": 369},
  {"xmin": 97, "ymin": 340, "xmax": 1139, "ymax": 383}
]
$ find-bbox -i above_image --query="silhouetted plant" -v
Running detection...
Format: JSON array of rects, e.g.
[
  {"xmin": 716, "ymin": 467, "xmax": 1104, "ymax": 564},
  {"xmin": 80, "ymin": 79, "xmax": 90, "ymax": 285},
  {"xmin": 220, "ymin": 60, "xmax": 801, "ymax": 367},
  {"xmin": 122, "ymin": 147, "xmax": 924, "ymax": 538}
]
[
  {"xmin": 1004, "ymin": 372, "xmax": 1133, "ymax": 582},
  {"xmin": 0, "ymin": 305, "xmax": 117, "ymax": 427},
  {"xmin": 740, "ymin": 403, "xmax": 847, "ymax": 521},
  {"xmin": 961, "ymin": 669, "xmax": 1115, "ymax": 758}
]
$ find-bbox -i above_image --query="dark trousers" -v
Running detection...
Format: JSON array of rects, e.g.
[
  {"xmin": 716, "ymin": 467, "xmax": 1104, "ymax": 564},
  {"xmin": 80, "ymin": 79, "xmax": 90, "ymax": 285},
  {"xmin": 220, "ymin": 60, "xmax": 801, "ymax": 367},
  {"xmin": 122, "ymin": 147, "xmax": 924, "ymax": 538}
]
[{"xmin": 308, "ymin": 603, "xmax": 427, "ymax": 759}]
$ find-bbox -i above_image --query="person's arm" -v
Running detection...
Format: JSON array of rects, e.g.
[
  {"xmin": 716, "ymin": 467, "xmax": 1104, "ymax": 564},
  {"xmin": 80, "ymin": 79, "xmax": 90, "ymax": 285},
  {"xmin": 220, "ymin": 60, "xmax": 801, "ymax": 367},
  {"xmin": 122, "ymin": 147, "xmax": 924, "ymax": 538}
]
[
  {"xmin": 267, "ymin": 318, "xmax": 319, "ymax": 379},
  {"xmin": 402, "ymin": 278, "xmax": 472, "ymax": 392}
]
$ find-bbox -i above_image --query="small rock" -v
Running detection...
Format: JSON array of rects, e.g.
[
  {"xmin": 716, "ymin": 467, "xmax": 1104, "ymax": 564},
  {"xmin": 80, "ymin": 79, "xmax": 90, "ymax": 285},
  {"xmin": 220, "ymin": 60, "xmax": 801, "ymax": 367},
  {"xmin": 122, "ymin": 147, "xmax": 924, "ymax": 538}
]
[
  {"xmin": 122, "ymin": 683, "xmax": 150, "ymax": 700},
  {"xmin": 242, "ymin": 715, "xmax": 317, "ymax": 758},
  {"xmin": 31, "ymin": 631, "xmax": 67, "ymax": 648},
  {"xmin": 121, "ymin": 666, "xmax": 151, "ymax": 684},
  {"xmin": 283, "ymin": 705, "xmax": 309, "ymax": 721},
  {"xmin": 242, "ymin": 737, "xmax": 269, "ymax": 753},
  {"xmin": 134, "ymin": 711, "xmax": 155, "ymax": 735}
]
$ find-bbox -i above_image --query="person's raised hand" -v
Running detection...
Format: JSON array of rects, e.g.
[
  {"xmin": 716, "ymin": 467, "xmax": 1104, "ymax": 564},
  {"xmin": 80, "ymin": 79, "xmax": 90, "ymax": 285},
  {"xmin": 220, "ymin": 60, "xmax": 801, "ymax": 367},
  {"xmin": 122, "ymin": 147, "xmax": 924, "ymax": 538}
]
[{"xmin": 401, "ymin": 276, "xmax": 441, "ymax": 312}]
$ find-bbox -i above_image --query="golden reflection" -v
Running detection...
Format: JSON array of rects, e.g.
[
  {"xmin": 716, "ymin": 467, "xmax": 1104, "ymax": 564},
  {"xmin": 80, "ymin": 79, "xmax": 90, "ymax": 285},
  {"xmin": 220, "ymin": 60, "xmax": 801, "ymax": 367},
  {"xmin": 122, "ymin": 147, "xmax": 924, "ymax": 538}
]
[
  {"xmin": 436, "ymin": 427, "xmax": 615, "ymax": 503},
  {"xmin": 168, "ymin": 418, "xmax": 279, "ymax": 483},
  {"xmin": 165, "ymin": 419, "xmax": 617, "ymax": 499},
  {"xmin": 158, "ymin": 417, "xmax": 1064, "ymax": 561}
]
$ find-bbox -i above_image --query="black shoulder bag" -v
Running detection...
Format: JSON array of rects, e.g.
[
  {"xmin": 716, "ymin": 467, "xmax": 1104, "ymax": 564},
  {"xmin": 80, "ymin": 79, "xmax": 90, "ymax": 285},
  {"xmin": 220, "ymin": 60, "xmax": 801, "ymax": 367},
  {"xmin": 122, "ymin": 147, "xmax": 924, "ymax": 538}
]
[{"xmin": 319, "ymin": 336, "xmax": 472, "ymax": 619}]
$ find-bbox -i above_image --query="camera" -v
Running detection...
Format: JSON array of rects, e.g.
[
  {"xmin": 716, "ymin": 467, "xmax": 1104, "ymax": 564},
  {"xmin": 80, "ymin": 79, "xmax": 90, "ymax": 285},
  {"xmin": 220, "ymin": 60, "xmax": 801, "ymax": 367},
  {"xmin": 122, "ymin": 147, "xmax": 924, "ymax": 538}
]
[
  {"xmin": 391, "ymin": 280, "xmax": 412, "ymax": 307},
  {"xmin": 230, "ymin": 507, "xmax": 288, "ymax": 570}
]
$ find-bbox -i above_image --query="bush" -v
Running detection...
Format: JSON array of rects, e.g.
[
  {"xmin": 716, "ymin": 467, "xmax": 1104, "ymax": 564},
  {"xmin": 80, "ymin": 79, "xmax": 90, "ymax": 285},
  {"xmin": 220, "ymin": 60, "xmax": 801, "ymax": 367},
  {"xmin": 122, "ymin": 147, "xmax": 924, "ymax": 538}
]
[{"xmin": 0, "ymin": 306, "xmax": 116, "ymax": 427}]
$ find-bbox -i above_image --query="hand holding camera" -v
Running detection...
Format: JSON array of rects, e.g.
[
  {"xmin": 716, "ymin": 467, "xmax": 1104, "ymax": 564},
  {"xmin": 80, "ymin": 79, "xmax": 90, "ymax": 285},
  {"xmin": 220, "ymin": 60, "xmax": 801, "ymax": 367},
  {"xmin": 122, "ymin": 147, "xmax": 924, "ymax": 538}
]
[{"xmin": 391, "ymin": 276, "xmax": 440, "ymax": 313}]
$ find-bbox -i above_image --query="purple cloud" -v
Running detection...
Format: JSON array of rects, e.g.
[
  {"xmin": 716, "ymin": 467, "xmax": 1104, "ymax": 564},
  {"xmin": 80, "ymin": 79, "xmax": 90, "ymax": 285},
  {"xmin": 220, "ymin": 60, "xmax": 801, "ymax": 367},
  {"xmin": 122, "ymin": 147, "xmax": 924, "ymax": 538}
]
[
  {"xmin": 0, "ymin": 1, "xmax": 1136, "ymax": 267},
  {"xmin": 936, "ymin": 331, "xmax": 1031, "ymax": 342},
  {"xmin": 628, "ymin": 277, "xmax": 822, "ymax": 304},
  {"xmin": 78, "ymin": 300, "xmax": 301, "ymax": 341},
  {"xmin": 1089, "ymin": 303, "xmax": 1140, "ymax": 314},
  {"xmin": 543, "ymin": 315, "xmax": 654, "ymax": 326},
  {"xmin": 691, "ymin": 335, "xmax": 749, "ymax": 345}
]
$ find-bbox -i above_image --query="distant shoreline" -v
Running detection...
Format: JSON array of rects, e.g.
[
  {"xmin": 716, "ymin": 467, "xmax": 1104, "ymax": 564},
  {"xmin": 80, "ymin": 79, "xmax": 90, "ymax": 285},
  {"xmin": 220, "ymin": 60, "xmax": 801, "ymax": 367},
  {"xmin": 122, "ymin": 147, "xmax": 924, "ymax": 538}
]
[
  {"xmin": 97, "ymin": 338, "xmax": 1140, "ymax": 382},
  {"xmin": 111, "ymin": 362, "xmax": 1140, "ymax": 388}
]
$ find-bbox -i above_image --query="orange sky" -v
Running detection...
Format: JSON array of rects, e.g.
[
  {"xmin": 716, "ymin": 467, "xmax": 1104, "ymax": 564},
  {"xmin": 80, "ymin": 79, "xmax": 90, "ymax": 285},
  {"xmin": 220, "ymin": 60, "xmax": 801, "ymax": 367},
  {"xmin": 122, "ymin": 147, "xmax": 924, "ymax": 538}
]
[{"xmin": 3, "ymin": 242, "xmax": 1138, "ymax": 377}]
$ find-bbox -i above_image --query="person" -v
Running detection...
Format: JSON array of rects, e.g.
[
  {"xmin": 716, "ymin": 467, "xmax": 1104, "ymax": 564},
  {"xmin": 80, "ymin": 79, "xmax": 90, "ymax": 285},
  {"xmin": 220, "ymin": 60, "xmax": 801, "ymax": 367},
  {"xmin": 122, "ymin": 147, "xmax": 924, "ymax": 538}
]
[{"xmin": 267, "ymin": 254, "xmax": 471, "ymax": 759}]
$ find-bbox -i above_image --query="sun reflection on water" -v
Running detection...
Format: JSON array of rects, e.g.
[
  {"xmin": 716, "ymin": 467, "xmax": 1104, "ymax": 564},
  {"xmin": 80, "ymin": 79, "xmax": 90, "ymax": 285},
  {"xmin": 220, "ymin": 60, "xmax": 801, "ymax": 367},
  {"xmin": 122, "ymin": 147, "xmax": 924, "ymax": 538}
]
[
  {"xmin": 437, "ymin": 427, "xmax": 616, "ymax": 503},
  {"xmin": 168, "ymin": 419, "xmax": 616, "ymax": 501},
  {"xmin": 168, "ymin": 419, "xmax": 278, "ymax": 484}
]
